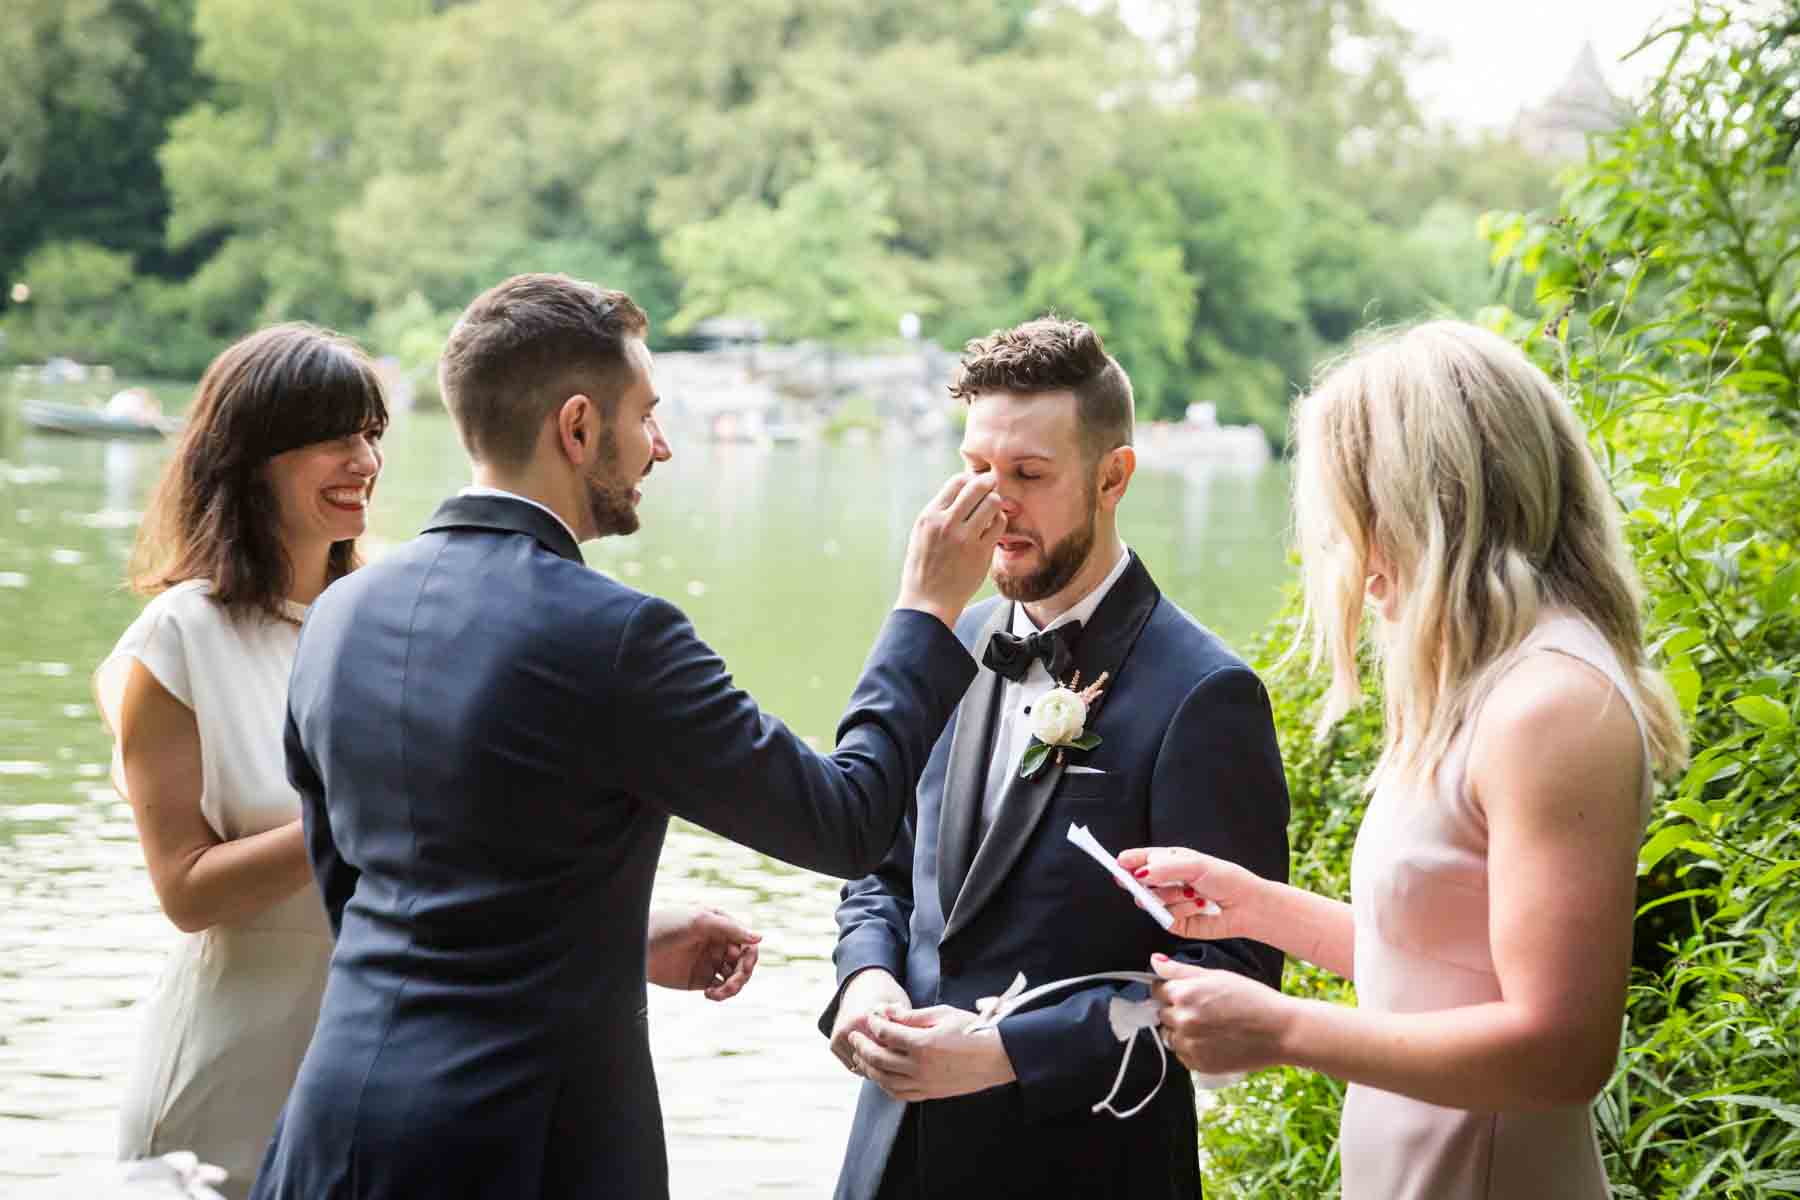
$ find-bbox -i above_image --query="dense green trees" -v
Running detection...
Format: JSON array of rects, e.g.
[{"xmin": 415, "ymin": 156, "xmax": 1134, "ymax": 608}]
[
  {"xmin": 0, "ymin": 1, "xmax": 205, "ymax": 298},
  {"xmin": 0, "ymin": 0, "xmax": 1549, "ymax": 439}
]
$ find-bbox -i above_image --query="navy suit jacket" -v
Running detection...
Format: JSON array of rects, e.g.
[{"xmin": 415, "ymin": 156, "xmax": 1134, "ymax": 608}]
[
  {"xmin": 250, "ymin": 494, "xmax": 976, "ymax": 1200},
  {"xmin": 822, "ymin": 552, "xmax": 1289, "ymax": 1200}
]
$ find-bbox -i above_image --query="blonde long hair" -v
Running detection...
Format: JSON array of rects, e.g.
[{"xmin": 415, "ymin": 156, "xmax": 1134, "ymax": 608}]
[{"xmin": 1292, "ymin": 320, "xmax": 1687, "ymax": 790}]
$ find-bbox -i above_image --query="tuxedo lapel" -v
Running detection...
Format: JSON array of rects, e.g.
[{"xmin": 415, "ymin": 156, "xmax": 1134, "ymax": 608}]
[
  {"xmin": 935, "ymin": 603, "xmax": 1011, "ymax": 926},
  {"xmin": 941, "ymin": 553, "xmax": 1162, "ymax": 947}
]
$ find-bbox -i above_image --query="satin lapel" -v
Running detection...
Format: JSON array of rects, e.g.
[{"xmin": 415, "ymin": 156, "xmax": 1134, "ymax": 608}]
[
  {"xmin": 935, "ymin": 603, "xmax": 1011, "ymax": 926},
  {"xmin": 941, "ymin": 553, "xmax": 1162, "ymax": 947}
]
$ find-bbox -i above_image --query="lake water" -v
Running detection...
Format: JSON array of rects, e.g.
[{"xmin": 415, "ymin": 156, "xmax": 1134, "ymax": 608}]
[{"xmin": 0, "ymin": 377, "xmax": 1293, "ymax": 1196}]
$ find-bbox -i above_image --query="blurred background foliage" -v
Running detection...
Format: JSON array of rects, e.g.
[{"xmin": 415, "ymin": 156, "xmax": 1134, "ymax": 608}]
[
  {"xmin": 0, "ymin": 0, "xmax": 1556, "ymax": 441},
  {"xmin": 1209, "ymin": 3, "xmax": 1800, "ymax": 1194}
]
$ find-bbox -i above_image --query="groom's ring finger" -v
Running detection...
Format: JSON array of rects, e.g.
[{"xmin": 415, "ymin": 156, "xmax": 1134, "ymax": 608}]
[{"xmin": 849, "ymin": 1033, "xmax": 914, "ymax": 1078}]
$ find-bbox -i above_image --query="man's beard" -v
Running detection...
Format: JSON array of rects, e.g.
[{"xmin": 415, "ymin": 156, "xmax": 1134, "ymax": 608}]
[
  {"xmin": 993, "ymin": 498, "xmax": 1098, "ymax": 604},
  {"xmin": 585, "ymin": 427, "xmax": 640, "ymax": 537}
]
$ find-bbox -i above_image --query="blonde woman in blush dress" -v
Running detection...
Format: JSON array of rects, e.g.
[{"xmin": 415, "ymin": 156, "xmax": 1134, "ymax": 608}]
[
  {"xmin": 1119, "ymin": 320, "xmax": 1687, "ymax": 1199},
  {"xmin": 95, "ymin": 325, "xmax": 388, "ymax": 1198}
]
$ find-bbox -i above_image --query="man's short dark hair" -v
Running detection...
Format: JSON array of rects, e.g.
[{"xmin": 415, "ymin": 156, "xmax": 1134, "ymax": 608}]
[
  {"xmin": 439, "ymin": 273, "xmax": 649, "ymax": 469},
  {"xmin": 949, "ymin": 316, "xmax": 1134, "ymax": 462}
]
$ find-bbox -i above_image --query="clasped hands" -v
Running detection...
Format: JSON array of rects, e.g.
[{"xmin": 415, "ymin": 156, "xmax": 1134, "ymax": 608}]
[
  {"xmin": 830, "ymin": 847, "xmax": 1298, "ymax": 1092},
  {"xmin": 829, "ymin": 969, "xmax": 1017, "ymax": 1102}
]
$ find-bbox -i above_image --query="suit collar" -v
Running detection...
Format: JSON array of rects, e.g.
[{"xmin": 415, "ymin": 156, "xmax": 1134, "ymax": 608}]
[
  {"xmin": 421, "ymin": 492, "xmax": 585, "ymax": 564},
  {"xmin": 941, "ymin": 551, "xmax": 1162, "ymax": 946}
]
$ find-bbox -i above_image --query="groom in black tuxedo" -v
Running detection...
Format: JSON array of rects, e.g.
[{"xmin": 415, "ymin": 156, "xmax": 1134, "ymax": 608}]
[
  {"xmin": 822, "ymin": 318, "xmax": 1290, "ymax": 1199},
  {"xmin": 251, "ymin": 274, "xmax": 1005, "ymax": 1200}
]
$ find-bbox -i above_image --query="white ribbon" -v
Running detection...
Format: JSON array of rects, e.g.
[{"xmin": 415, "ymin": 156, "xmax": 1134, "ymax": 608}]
[
  {"xmin": 120, "ymin": 1151, "xmax": 230, "ymax": 1199},
  {"xmin": 970, "ymin": 970, "xmax": 1244, "ymax": 1119}
]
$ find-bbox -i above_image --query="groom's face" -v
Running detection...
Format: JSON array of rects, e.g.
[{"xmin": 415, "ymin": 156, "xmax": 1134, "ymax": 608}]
[
  {"xmin": 960, "ymin": 389, "xmax": 1099, "ymax": 602},
  {"xmin": 586, "ymin": 338, "xmax": 670, "ymax": 536}
]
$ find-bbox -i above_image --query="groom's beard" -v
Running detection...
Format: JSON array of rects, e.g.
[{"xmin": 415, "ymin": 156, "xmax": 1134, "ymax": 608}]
[
  {"xmin": 993, "ymin": 492, "xmax": 1098, "ymax": 604},
  {"xmin": 585, "ymin": 427, "xmax": 641, "ymax": 537}
]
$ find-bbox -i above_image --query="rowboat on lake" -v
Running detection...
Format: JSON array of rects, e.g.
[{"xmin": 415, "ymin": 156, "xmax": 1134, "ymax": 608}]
[{"xmin": 20, "ymin": 398, "xmax": 180, "ymax": 440}]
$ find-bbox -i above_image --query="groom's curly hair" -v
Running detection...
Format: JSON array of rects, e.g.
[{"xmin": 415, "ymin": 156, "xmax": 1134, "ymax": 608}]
[
  {"xmin": 439, "ymin": 273, "xmax": 649, "ymax": 470},
  {"xmin": 949, "ymin": 316, "xmax": 1134, "ymax": 464}
]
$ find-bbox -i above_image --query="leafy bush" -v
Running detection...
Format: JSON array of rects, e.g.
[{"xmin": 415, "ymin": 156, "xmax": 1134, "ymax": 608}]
[
  {"xmin": 1201, "ymin": 5, "xmax": 1800, "ymax": 1195},
  {"xmin": 0, "ymin": 239, "xmax": 222, "ymax": 377}
]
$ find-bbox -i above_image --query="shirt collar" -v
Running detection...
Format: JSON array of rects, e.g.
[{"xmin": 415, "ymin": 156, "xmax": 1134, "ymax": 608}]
[
  {"xmin": 1010, "ymin": 542, "xmax": 1132, "ymax": 638},
  {"xmin": 458, "ymin": 486, "xmax": 582, "ymax": 549}
]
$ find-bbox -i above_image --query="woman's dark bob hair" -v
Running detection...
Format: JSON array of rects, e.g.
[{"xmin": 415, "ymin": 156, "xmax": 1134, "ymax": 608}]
[{"xmin": 131, "ymin": 322, "xmax": 389, "ymax": 622}]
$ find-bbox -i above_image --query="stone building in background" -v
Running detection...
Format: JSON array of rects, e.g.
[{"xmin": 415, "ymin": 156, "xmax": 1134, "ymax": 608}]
[{"xmin": 1513, "ymin": 40, "xmax": 1629, "ymax": 159}]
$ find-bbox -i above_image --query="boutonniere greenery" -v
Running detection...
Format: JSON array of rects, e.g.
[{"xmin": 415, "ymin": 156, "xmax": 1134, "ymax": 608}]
[{"xmin": 1019, "ymin": 670, "xmax": 1109, "ymax": 781}]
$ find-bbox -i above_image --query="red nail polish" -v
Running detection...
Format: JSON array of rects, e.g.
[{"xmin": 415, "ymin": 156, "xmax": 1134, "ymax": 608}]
[
  {"xmin": 1182, "ymin": 885, "xmax": 1196, "ymax": 898},
  {"xmin": 1133, "ymin": 868, "xmax": 1150, "ymax": 880}
]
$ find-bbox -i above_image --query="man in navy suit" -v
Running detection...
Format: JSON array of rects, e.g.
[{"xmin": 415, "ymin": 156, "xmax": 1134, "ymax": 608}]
[
  {"xmin": 250, "ymin": 274, "xmax": 1005, "ymax": 1199},
  {"xmin": 822, "ymin": 318, "xmax": 1290, "ymax": 1199}
]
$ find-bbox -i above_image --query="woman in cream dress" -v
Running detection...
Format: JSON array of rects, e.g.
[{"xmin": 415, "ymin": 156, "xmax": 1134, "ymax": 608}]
[
  {"xmin": 1121, "ymin": 321, "xmax": 1687, "ymax": 1199},
  {"xmin": 96, "ymin": 324, "xmax": 387, "ymax": 1199}
]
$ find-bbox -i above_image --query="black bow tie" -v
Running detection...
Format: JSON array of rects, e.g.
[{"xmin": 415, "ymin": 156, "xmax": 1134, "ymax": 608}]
[{"xmin": 982, "ymin": 621, "xmax": 1082, "ymax": 683}]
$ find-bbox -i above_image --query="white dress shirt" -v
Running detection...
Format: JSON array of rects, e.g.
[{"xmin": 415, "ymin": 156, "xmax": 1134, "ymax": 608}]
[
  {"xmin": 459, "ymin": 485, "xmax": 582, "ymax": 550},
  {"xmin": 978, "ymin": 543, "xmax": 1132, "ymax": 833}
]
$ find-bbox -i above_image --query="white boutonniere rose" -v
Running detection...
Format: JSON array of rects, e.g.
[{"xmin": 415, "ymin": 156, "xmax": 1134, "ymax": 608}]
[
  {"xmin": 1031, "ymin": 688, "xmax": 1088, "ymax": 746},
  {"xmin": 1019, "ymin": 671, "xmax": 1109, "ymax": 780}
]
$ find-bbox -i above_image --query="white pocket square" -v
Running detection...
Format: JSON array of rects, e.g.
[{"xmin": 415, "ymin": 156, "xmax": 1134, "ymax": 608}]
[{"xmin": 1064, "ymin": 765, "xmax": 1108, "ymax": 775}]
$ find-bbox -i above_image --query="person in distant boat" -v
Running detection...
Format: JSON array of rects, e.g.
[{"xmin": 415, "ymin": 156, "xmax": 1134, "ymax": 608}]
[{"xmin": 105, "ymin": 387, "xmax": 161, "ymax": 424}]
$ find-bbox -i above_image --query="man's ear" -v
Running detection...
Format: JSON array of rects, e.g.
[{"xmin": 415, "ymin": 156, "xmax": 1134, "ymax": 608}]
[
  {"xmin": 555, "ymin": 394, "xmax": 597, "ymax": 466},
  {"xmin": 1097, "ymin": 445, "xmax": 1135, "ymax": 510}
]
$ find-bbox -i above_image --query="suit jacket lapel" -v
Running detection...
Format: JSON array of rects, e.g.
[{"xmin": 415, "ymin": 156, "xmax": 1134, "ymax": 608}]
[
  {"xmin": 935, "ymin": 603, "xmax": 1010, "ymax": 926},
  {"xmin": 420, "ymin": 493, "xmax": 585, "ymax": 563},
  {"xmin": 942, "ymin": 552, "xmax": 1162, "ymax": 946}
]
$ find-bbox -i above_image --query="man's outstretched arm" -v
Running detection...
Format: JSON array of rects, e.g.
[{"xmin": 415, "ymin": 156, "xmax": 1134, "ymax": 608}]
[{"xmin": 612, "ymin": 474, "xmax": 1003, "ymax": 879}]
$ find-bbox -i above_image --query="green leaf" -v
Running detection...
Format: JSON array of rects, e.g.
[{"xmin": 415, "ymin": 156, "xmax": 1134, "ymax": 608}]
[
  {"xmin": 1752, "ymin": 859, "xmax": 1800, "ymax": 889},
  {"xmin": 1731, "ymin": 695, "xmax": 1791, "ymax": 729},
  {"xmin": 1019, "ymin": 740, "xmax": 1052, "ymax": 781},
  {"xmin": 1666, "ymin": 658, "xmax": 1703, "ymax": 714},
  {"xmin": 1699, "ymin": 1094, "xmax": 1800, "ymax": 1129},
  {"xmin": 1762, "ymin": 562, "xmax": 1800, "ymax": 613},
  {"xmin": 1654, "ymin": 627, "xmax": 1707, "ymax": 659},
  {"xmin": 1636, "ymin": 886, "xmax": 1713, "ymax": 916},
  {"xmin": 1639, "ymin": 823, "xmax": 1697, "ymax": 873},
  {"xmin": 1718, "ymin": 369, "xmax": 1794, "ymax": 393},
  {"xmin": 1067, "ymin": 732, "xmax": 1102, "ymax": 751}
]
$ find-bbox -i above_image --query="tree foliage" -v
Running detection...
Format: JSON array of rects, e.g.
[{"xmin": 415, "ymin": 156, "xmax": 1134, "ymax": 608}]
[
  {"xmin": 0, "ymin": 0, "xmax": 204, "ymax": 291},
  {"xmin": 1, "ymin": 0, "xmax": 1544, "ymax": 443},
  {"xmin": 663, "ymin": 146, "xmax": 924, "ymax": 345}
]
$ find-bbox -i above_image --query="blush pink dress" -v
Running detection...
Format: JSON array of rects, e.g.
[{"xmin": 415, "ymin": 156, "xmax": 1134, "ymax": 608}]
[{"xmin": 1339, "ymin": 613, "xmax": 1653, "ymax": 1200}]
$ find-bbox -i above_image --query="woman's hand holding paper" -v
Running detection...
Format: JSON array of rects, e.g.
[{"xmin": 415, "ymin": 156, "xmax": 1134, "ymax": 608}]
[{"xmin": 1116, "ymin": 846, "xmax": 1262, "ymax": 942}]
